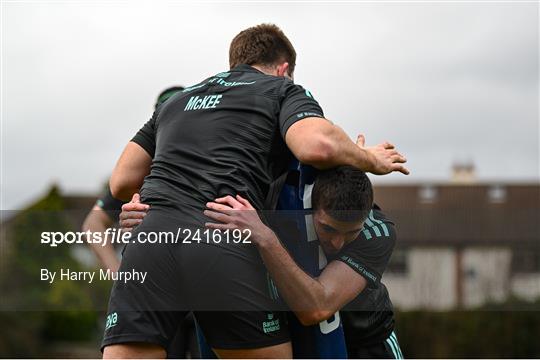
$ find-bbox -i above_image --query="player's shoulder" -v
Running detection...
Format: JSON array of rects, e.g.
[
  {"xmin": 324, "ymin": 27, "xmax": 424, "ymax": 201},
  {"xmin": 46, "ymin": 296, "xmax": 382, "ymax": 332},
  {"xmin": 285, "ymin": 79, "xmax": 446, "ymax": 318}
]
[
  {"xmin": 355, "ymin": 205, "xmax": 396, "ymax": 243},
  {"xmin": 278, "ymin": 78, "xmax": 311, "ymax": 95},
  {"xmin": 370, "ymin": 205, "xmax": 395, "ymax": 226}
]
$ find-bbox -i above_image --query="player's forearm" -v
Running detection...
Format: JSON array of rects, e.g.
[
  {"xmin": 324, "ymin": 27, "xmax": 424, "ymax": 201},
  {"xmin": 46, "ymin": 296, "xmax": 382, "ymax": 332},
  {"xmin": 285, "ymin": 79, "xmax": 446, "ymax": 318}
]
[
  {"xmin": 90, "ymin": 242, "xmax": 120, "ymax": 272},
  {"xmin": 257, "ymin": 233, "xmax": 333, "ymax": 323},
  {"xmin": 82, "ymin": 210, "xmax": 120, "ymax": 272}
]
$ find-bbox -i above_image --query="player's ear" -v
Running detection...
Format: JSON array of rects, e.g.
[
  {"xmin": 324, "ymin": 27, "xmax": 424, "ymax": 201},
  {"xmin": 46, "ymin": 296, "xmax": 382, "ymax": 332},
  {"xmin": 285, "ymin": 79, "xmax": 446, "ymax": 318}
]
[{"xmin": 277, "ymin": 62, "xmax": 291, "ymax": 79}]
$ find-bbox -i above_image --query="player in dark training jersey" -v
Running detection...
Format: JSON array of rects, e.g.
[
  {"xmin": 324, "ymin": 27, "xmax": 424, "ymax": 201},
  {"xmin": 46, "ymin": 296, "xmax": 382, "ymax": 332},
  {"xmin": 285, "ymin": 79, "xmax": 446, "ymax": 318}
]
[
  {"xmin": 104, "ymin": 24, "xmax": 408, "ymax": 358},
  {"xmin": 121, "ymin": 165, "xmax": 404, "ymax": 358},
  {"xmin": 82, "ymin": 86, "xmax": 184, "ymax": 273},
  {"xmin": 82, "ymin": 186, "xmax": 125, "ymax": 271},
  {"xmin": 204, "ymin": 166, "xmax": 404, "ymax": 358},
  {"xmin": 81, "ymin": 87, "xmax": 201, "ymax": 359}
]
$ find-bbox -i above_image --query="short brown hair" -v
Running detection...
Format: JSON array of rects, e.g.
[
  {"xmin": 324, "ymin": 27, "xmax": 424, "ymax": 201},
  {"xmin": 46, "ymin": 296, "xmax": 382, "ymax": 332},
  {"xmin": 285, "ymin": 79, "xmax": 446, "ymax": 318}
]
[{"xmin": 229, "ymin": 24, "xmax": 296, "ymax": 75}]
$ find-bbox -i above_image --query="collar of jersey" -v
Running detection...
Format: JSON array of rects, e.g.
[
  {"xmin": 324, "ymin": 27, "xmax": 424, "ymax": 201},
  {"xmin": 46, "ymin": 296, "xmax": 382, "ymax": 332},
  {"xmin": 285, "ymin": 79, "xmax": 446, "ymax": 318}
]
[{"xmin": 230, "ymin": 64, "xmax": 264, "ymax": 74}]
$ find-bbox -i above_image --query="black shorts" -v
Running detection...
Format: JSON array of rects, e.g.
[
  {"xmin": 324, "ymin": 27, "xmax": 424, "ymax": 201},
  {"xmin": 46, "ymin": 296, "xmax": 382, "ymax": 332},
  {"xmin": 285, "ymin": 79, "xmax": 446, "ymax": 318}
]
[
  {"xmin": 101, "ymin": 212, "xmax": 289, "ymax": 351},
  {"xmin": 352, "ymin": 331, "xmax": 404, "ymax": 359}
]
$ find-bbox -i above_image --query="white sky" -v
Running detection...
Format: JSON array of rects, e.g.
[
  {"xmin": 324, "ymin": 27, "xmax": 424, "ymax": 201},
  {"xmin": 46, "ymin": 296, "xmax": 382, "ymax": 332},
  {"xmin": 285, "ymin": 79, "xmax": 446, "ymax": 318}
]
[{"xmin": 1, "ymin": 1, "xmax": 539, "ymax": 210}]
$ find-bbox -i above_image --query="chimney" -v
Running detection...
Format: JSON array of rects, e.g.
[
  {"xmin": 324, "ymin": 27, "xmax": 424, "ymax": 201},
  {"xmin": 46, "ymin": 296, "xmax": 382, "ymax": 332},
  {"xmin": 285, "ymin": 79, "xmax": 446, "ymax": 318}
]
[{"xmin": 451, "ymin": 160, "xmax": 476, "ymax": 184}]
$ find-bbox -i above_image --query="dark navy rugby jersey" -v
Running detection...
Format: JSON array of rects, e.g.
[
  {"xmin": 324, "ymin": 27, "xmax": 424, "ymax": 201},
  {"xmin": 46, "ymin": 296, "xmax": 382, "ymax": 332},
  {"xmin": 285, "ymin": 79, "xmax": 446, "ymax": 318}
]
[{"xmin": 131, "ymin": 64, "xmax": 324, "ymax": 226}]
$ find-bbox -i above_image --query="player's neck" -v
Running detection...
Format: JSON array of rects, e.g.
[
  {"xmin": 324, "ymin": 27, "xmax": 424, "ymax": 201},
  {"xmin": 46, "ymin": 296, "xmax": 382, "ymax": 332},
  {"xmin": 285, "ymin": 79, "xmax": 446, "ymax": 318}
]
[{"xmin": 251, "ymin": 64, "xmax": 278, "ymax": 77}]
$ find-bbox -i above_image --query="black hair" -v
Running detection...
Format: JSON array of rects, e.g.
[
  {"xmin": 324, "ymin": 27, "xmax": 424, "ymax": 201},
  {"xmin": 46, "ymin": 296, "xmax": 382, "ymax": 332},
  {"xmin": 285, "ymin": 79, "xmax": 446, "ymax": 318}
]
[{"xmin": 312, "ymin": 166, "xmax": 373, "ymax": 222}]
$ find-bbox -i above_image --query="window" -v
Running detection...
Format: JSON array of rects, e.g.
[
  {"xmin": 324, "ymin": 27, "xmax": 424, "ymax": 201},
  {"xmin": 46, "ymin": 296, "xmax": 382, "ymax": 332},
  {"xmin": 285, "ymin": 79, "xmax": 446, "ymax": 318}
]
[
  {"xmin": 419, "ymin": 185, "xmax": 437, "ymax": 204},
  {"xmin": 512, "ymin": 248, "xmax": 540, "ymax": 274},
  {"xmin": 488, "ymin": 185, "xmax": 506, "ymax": 204}
]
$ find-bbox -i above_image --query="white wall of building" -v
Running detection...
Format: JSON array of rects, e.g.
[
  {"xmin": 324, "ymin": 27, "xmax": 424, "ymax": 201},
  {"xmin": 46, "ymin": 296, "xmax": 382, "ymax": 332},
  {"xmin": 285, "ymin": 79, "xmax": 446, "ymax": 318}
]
[
  {"xmin": 385, "ymin": 246, "xmax": 540, "ymax": 310},
  {"xmin": 461, "ymin": 247, "xmax": 512, "ymax": 308},
  {"xmin": 511, "ymin": 274, "xmax": 540, "ymax": 301},
  {"xmin": 384, "ymin": 247, "xmax": 457, "ymax": 310}
]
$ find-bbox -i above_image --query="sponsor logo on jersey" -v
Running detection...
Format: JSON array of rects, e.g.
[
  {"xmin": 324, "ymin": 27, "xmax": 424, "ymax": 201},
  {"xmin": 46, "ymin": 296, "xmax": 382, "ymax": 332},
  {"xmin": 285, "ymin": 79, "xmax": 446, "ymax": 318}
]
[
  {"xmin": 208, "ymin": 77, "xmax": 256, "ymax": 87},
  {"xmin": 263, "ymin": 313, "xmax": 280, "ymax": 333},
  {"xmin": 295, "ymin": 111, "xmax": 323, "ymax": 119},
  {"xmin": 340, "ymin": 256, "xmax": 378, "ymax": 282},
  {"xmin": 105, "ymin": 312, "xmax": 118, "ymax": 330}
]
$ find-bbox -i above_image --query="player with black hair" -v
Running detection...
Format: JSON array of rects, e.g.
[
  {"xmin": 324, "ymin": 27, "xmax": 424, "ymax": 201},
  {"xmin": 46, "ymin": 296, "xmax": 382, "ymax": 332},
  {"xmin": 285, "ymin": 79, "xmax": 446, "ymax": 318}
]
[{"xmin": 204, "ymin": 165, "xmax": 404, "ymax": 359}]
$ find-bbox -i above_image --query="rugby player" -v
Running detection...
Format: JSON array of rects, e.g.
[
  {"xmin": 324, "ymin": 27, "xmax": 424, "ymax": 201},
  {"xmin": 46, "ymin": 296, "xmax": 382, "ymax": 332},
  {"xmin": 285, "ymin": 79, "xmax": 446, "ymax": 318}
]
[
  {"xmin": 103, "ymin": 24, "xmax": 408, "ymax": 359},
  {"xmin": 120, "ymin": 166, "xmax": 404, "ymax": 358},
  {"xmin": 82, "ymin": 185, "xmax": 124, "ymax": 272},
  {"xmin": 204, "ymin": 166, "xmax": 404, "ymax": 358},
  {"xmin": 82, "ymin": 86, "xmax": 183, "ymax": 272},
  {"xmin": 82, "ymin": 87, "xmax": 201, "ymax": 359}
]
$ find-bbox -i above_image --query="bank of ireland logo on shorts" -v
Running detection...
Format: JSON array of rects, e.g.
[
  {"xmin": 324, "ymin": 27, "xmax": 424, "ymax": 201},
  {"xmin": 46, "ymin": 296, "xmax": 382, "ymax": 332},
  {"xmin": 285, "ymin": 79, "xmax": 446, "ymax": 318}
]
[
  {"xmin": 263, "ymin": 312, "xmax": 280, "ymax": 334},
  {"xmin": 105, "ymin": 312, "xmax": 118, "ymax": 330}
]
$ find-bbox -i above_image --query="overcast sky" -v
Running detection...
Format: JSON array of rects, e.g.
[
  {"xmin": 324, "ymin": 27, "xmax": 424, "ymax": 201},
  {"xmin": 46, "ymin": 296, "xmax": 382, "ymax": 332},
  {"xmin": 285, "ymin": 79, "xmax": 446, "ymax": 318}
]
[{"xmin": 1, "ymin": 1, "xmax": 538, "ymax": 210}]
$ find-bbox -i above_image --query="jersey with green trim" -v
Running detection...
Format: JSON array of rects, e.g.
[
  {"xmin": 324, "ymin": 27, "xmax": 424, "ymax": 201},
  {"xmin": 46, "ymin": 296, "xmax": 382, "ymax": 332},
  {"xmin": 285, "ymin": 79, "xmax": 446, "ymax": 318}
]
[
  {"xmin": 131, "ymin": 64, "xmax": 324, "ymax": 226},
  {"xmin": 334, "ymin": 205, "xmax": 396, "ymax": 289},
  {"xmin": 333, "ymin": 205, "xmax": 397, "ymax": 346}
]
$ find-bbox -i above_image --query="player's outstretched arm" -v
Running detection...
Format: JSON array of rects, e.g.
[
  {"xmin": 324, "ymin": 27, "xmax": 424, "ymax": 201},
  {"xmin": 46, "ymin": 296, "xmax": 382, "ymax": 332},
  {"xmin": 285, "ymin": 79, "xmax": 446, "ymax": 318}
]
[
  {"xmin": 110, "ymin": 142, "xmax": 152, "ymax": 201},
  {"xmin": 285, "ymin": 118, "xmax": 409, "ymax": 175},
  {"xmin": 204, "ymin": 195, "xmax": 367, "ymax": 326}
]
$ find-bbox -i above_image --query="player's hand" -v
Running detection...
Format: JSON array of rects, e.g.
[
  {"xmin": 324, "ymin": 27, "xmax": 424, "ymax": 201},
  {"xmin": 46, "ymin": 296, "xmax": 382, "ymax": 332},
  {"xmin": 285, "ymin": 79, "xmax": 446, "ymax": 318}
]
[
  {"xmin": 204, "ymin": 195, "xmax": 274, "ymax": 245},
  {"xmin": 356, "ymin": 134, "xmax": 410, "ymax": 175},
  {"xmin": 119, "ymin": 193, "xmax": 150, "ymax": 233}
]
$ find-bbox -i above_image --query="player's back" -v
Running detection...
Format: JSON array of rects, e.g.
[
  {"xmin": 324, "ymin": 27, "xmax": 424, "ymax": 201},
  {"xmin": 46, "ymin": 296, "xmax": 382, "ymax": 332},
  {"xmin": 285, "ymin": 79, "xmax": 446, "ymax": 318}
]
[{"xmin": 135, "ymin": 65, "xmax": 297, "ymax": 227}]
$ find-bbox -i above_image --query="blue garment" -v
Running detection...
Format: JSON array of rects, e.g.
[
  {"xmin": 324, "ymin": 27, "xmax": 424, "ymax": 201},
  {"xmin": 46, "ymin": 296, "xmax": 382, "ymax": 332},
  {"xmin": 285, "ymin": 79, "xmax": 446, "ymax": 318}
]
[{"xmin": 277, "ymin": 161, "xmax": 348, "ymax": 359}]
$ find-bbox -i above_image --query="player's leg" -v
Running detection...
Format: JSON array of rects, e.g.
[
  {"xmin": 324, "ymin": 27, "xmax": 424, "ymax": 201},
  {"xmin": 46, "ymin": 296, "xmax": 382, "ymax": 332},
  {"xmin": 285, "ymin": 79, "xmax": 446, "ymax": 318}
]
[
  {"xmin": 213, "ymin": 341, "xmax": 292, "ymax": 359},
  {"xmin": 101, "ymin": 216, "xmax": 188, "ymax": 358},
  {"xmin": 103, "ymin": 343, "xmax": 166, "ymax": 359}
]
